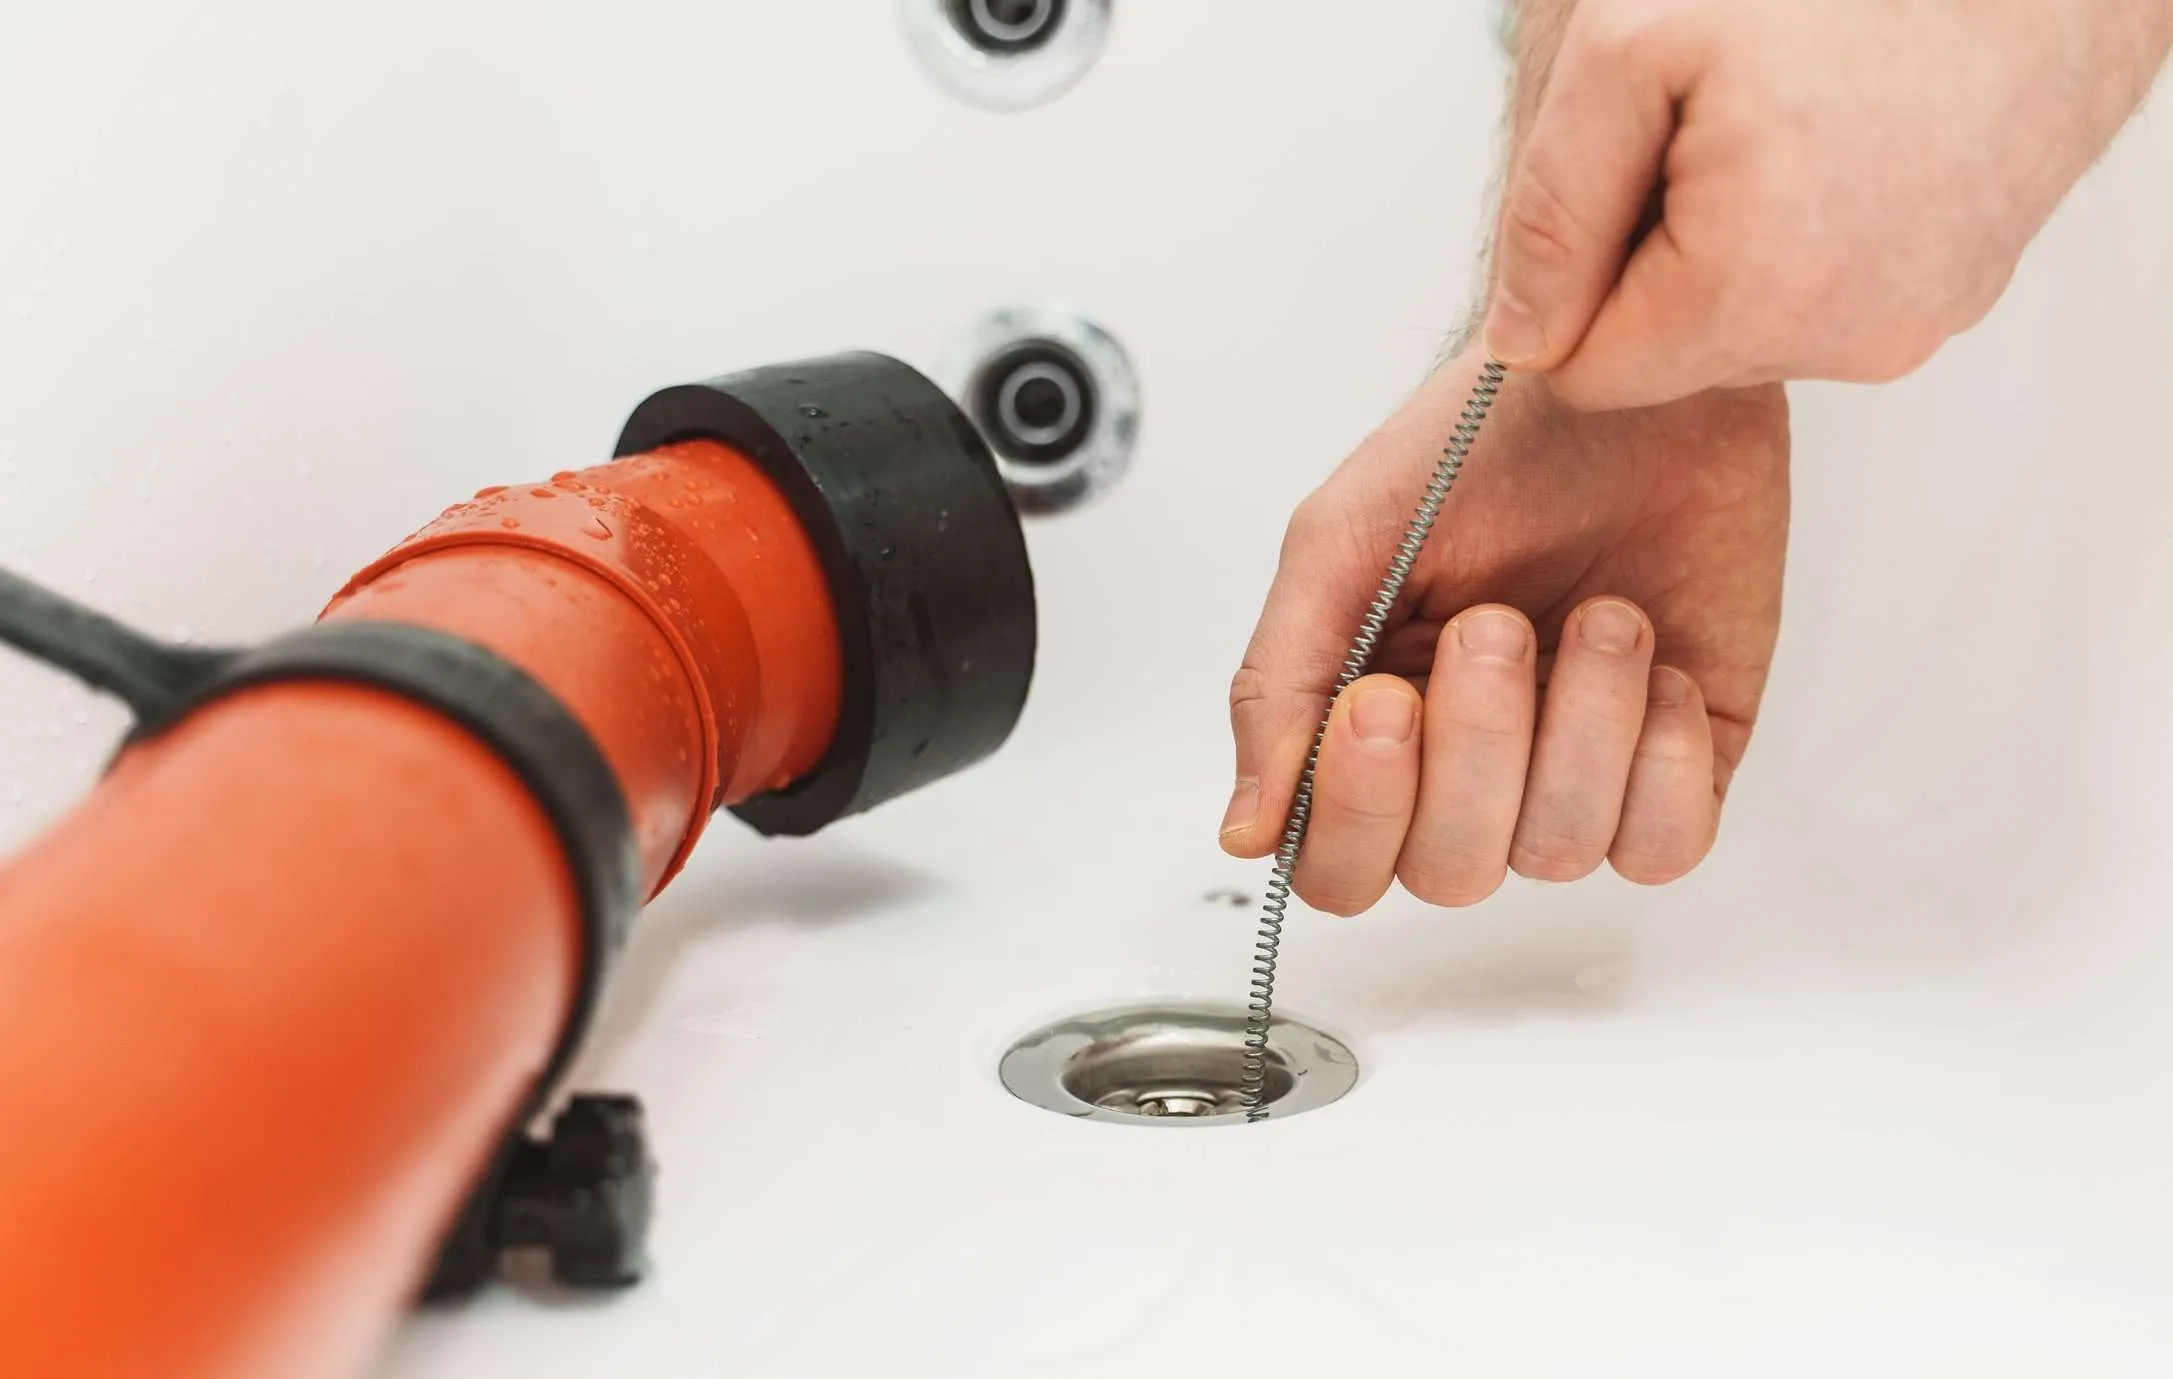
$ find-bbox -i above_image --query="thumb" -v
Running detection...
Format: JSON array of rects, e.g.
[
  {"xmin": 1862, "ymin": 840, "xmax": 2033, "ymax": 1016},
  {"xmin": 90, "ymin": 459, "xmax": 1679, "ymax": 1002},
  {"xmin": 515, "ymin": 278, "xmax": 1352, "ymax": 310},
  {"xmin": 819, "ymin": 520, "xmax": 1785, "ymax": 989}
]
[{"xmin": 1483, "ymin": 14, "xmax": 1682, "ymax": 374}]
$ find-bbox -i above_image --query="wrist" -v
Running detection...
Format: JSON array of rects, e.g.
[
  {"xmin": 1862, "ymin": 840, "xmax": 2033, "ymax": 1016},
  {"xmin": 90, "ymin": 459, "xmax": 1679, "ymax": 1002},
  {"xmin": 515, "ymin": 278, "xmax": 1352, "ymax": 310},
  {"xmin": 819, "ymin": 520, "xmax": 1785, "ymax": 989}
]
[{"xmin": 1445, "ymin": 343, "xmax": 1788, "ymax": 441}]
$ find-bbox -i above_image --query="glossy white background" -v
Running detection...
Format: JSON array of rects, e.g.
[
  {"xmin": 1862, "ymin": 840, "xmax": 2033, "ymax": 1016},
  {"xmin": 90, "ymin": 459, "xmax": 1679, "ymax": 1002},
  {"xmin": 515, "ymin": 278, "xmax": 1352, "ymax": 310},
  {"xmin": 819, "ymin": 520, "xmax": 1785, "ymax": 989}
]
[{"xmin": 4, "ymin": 4, "xmax": 2171, "ymax": 1375}]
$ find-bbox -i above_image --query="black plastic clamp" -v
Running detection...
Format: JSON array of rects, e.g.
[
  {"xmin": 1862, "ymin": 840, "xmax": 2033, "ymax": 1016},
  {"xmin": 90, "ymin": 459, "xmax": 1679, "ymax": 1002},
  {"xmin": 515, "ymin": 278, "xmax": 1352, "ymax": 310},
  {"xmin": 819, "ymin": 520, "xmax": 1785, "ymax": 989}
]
[{"xmin": 0, "ymin": 568, "xmax": 652, "ymax": 1298}]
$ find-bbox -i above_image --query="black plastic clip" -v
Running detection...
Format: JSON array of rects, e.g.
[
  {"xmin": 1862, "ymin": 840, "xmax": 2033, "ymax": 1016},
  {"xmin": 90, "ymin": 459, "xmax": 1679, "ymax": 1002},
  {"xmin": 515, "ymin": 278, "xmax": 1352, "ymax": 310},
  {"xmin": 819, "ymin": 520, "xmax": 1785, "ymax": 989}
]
[{"xmin": 427, "ymin": 1095, "xmax": 656, "ymax": 1296}]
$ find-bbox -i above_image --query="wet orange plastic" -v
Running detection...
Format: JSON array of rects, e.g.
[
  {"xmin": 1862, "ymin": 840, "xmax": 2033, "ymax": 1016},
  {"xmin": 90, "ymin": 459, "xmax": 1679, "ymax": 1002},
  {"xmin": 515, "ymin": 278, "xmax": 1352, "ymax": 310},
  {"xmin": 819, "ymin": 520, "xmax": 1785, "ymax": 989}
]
[{"xmin": 0, "ymin": 440, "xmax": 840, "ymax": 1379}]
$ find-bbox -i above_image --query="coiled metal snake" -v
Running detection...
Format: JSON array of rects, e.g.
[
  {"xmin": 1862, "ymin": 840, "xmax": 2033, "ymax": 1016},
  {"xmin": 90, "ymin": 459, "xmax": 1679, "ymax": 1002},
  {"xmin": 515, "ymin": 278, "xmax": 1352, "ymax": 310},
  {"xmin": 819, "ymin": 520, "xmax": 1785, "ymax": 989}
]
[{"xmin": 1239, "ymin": 359, "xmax": 1508, "ymax": 1121}]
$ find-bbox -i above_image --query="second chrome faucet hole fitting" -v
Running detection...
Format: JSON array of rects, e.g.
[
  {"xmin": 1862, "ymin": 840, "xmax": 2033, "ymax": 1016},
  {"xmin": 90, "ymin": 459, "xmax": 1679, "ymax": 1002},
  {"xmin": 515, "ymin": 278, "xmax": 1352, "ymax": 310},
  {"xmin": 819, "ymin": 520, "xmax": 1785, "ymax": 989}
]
[{"xmin": 945, "ymin": 305, "xmax": 1139, "ymax": 516}]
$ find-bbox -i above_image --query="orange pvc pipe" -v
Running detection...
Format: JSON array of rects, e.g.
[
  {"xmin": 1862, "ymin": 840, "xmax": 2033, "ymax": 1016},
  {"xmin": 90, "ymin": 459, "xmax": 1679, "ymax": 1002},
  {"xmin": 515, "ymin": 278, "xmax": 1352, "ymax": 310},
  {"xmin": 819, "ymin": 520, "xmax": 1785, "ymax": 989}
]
[{"xmin": 0, "ymin": 440, "xmax": 840, "ymax": 1379}]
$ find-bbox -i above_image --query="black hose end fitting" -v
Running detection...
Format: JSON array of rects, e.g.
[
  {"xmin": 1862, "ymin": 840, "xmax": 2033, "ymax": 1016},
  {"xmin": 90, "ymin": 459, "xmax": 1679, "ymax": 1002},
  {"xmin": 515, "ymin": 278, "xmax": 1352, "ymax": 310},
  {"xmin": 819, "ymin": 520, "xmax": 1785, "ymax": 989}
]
[{"xmin": 614, "ymin": 352, "xmax": 1039, "ymax": 837}]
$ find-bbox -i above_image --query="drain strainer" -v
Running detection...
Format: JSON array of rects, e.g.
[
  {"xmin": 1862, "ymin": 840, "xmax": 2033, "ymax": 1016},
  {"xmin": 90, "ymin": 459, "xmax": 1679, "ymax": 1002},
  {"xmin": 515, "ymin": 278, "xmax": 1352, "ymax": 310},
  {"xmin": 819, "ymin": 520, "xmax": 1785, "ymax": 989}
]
[{"xmin": 998, "ymin": 1000, "xmax": 1359, "ymax": 1127}]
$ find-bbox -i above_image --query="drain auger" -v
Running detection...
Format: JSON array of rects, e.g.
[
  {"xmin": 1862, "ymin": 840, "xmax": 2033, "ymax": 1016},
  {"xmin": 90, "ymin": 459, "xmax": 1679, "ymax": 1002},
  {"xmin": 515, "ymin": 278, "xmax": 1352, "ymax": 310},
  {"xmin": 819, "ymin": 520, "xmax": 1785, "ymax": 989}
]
[{"xmin": 0, "ymin": 353, "xmax": 1036, "ymax": 1379}]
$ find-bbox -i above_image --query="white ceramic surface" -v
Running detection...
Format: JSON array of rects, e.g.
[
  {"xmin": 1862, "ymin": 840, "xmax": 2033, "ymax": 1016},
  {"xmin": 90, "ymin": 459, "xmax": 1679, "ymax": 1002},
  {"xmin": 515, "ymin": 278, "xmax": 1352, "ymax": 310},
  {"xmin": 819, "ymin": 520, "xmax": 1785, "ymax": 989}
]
[{"xmin": 5, "ymin": 4, "xmax": 2172, "ymax": 1375}]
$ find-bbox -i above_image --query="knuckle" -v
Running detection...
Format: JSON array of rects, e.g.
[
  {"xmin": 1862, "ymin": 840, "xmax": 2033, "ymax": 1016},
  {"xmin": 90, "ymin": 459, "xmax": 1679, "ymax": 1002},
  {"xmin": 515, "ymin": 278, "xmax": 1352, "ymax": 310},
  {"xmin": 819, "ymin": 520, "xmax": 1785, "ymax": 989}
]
[
  {"xmin": 1631, "ymin": 733, "xmax": 1706, "ymax": 769},
  {"xmin": 1611, "ymin": 807, "xmax": 1717, "ymax": 883},
  {"xmin": 1398, "ymin": 853, "xmax": 1506, "ymax": 909},
  {"xmin": 1831, "ymin": 331, "xmax": 1938, "ymax": 385},
  {"xmin": 1951, "ymin": 270, "xmax": 2011, "ymax": 333},
  {"xmin": 1314, "ymin": 787, "xmax": 1411, "ymax": 828},
  {"xmin": 1574, "ymin": 0, "xmax": 1666, "ymax": 65},
  {"xmin": 1760, "ymin": 270, "xmax": 1832, "ymax": 352},
  {"xmin": 1434, "ymin": 698, "xmax": 1529, "ymax": 745},
  {"xmin": 1547, "ymin": 677, "xmax": 1650, "ymax": 735},
  {"xmin": 1686, "ymin": 266, "xmax": 1751, "ymax": 348},
  {"xmin": 1501, "ymin": 173, "xmax": 1588, "ymax": 273},
  {"xmin": 1887, "ymin": 330, "xmax": 1946, "ymax": 380},
  {"xmin": 1544, "ymin": 367, "xmax": 1632, "ymax": 413},
  {"xmin": 1508, "ymin": 820, "xmax": 1610, "ymax": 882},
  {"xmin": 1281, "ymin": 491, "xmax": 1339, "ymax": 557},
  {"xmin": 1293, "ymin": 873, "xmax": 1371, "ymax": 918},
  {"xmin": 1609, "ymin": 849, "xmax": 1695, "ymax": 886},
  {"xmin": 1509, "ymin": 853, "xmax": 1600, "ymax": 884},
  {"xmin": 1228, "ymin": 663, "xmax": 1269, "ymax": 717}
]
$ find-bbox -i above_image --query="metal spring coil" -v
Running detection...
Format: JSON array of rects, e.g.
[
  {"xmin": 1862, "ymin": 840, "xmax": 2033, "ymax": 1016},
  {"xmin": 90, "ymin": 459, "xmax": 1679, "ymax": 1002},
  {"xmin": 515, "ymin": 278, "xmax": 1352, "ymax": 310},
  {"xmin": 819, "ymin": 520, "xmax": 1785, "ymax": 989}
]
[{"xmin": 1240, "ymin": 359, "xmax": 1508, "ymax": 1121}]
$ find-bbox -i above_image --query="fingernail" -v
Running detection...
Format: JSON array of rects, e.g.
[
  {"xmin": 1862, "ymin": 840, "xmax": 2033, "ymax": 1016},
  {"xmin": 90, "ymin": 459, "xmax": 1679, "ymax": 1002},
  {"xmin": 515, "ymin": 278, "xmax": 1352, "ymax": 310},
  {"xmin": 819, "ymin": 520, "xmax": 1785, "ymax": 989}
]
[
  {"xmin": 1649, "ymin": 667, "xmax": 1692, "ymax": 706},
  {"xmin": 1580, "ymin": 600, "xmax": 1643, "ymax": 654},
  {"xmin": 1350, "ymin": 688, "xmax": 1417, "ymax": 748},
  {"xmin": 1220, "ymin": 779, "xmax": 1260, "ymax": 838},
  {"xmin": 1483, "ymin": 290, "xmax": 1549, "ymax": 365},
  {"xmin": 1457, "ymin": 609, "xmax": 1531, "ymax": 664}
]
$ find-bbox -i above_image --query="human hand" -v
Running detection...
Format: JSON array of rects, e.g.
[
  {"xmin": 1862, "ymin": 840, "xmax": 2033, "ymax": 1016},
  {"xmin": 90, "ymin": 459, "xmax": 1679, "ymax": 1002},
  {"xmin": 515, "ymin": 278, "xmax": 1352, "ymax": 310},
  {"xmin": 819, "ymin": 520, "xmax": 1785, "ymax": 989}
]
[
  {"xmin": 1484, "ymin": 0, "xmax": 2173, "ymax": 410},
  {"xmin": 1220, "ymin": 357, "xmax": 1789, "ymax": 914}
]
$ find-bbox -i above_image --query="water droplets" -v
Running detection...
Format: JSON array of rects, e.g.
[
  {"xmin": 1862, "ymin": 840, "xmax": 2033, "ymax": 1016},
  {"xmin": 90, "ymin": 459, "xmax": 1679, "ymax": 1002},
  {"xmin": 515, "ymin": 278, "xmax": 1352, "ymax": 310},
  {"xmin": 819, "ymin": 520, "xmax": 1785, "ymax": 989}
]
[
  {"xmin": 797, "ymin": 404, "xmax": 828, "ymax": 420},
  {"xmin": 474, "ymin": 485, "xmax": 508, "ymax": 500},
  {"xmin": 500, "ymin": 517, "xmax": 521, "ymax": 530},
  {"xmin": 582, "ymin": 518, "xmax": 613, "ymax": 541}
]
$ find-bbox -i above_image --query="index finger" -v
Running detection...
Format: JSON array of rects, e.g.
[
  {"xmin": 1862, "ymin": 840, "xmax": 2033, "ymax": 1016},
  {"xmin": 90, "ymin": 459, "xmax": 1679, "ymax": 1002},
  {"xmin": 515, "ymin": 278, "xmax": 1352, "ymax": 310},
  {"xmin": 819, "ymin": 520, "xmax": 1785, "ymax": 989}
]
[
  {"xmin": 1221, "ymin": 360, "xmax": 1510, "ymax": 858},
  {"xmin": 1222, "ymin": 492, "xmax": 1380, "ymax": 859}
]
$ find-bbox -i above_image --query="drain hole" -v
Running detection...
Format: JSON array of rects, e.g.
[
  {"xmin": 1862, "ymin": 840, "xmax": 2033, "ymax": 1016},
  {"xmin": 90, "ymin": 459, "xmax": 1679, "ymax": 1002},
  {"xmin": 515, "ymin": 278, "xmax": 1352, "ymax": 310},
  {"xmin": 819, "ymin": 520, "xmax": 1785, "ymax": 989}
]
[
  {"xmin": 1060, "ymin": 1029, "xmax": 1297, "ymax": 1117},
  {"xmin": 999, "ymin": 1000, "xmax": 1358, "ymax": 1127}
]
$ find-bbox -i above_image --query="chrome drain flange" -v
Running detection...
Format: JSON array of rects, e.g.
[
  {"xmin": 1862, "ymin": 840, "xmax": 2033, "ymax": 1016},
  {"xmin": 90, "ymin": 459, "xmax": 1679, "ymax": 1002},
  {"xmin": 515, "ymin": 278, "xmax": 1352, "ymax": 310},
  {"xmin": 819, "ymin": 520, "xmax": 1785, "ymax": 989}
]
[{"xmin": 998, "ymin": 999, "xmax": 1358, "ymax": 1127}]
